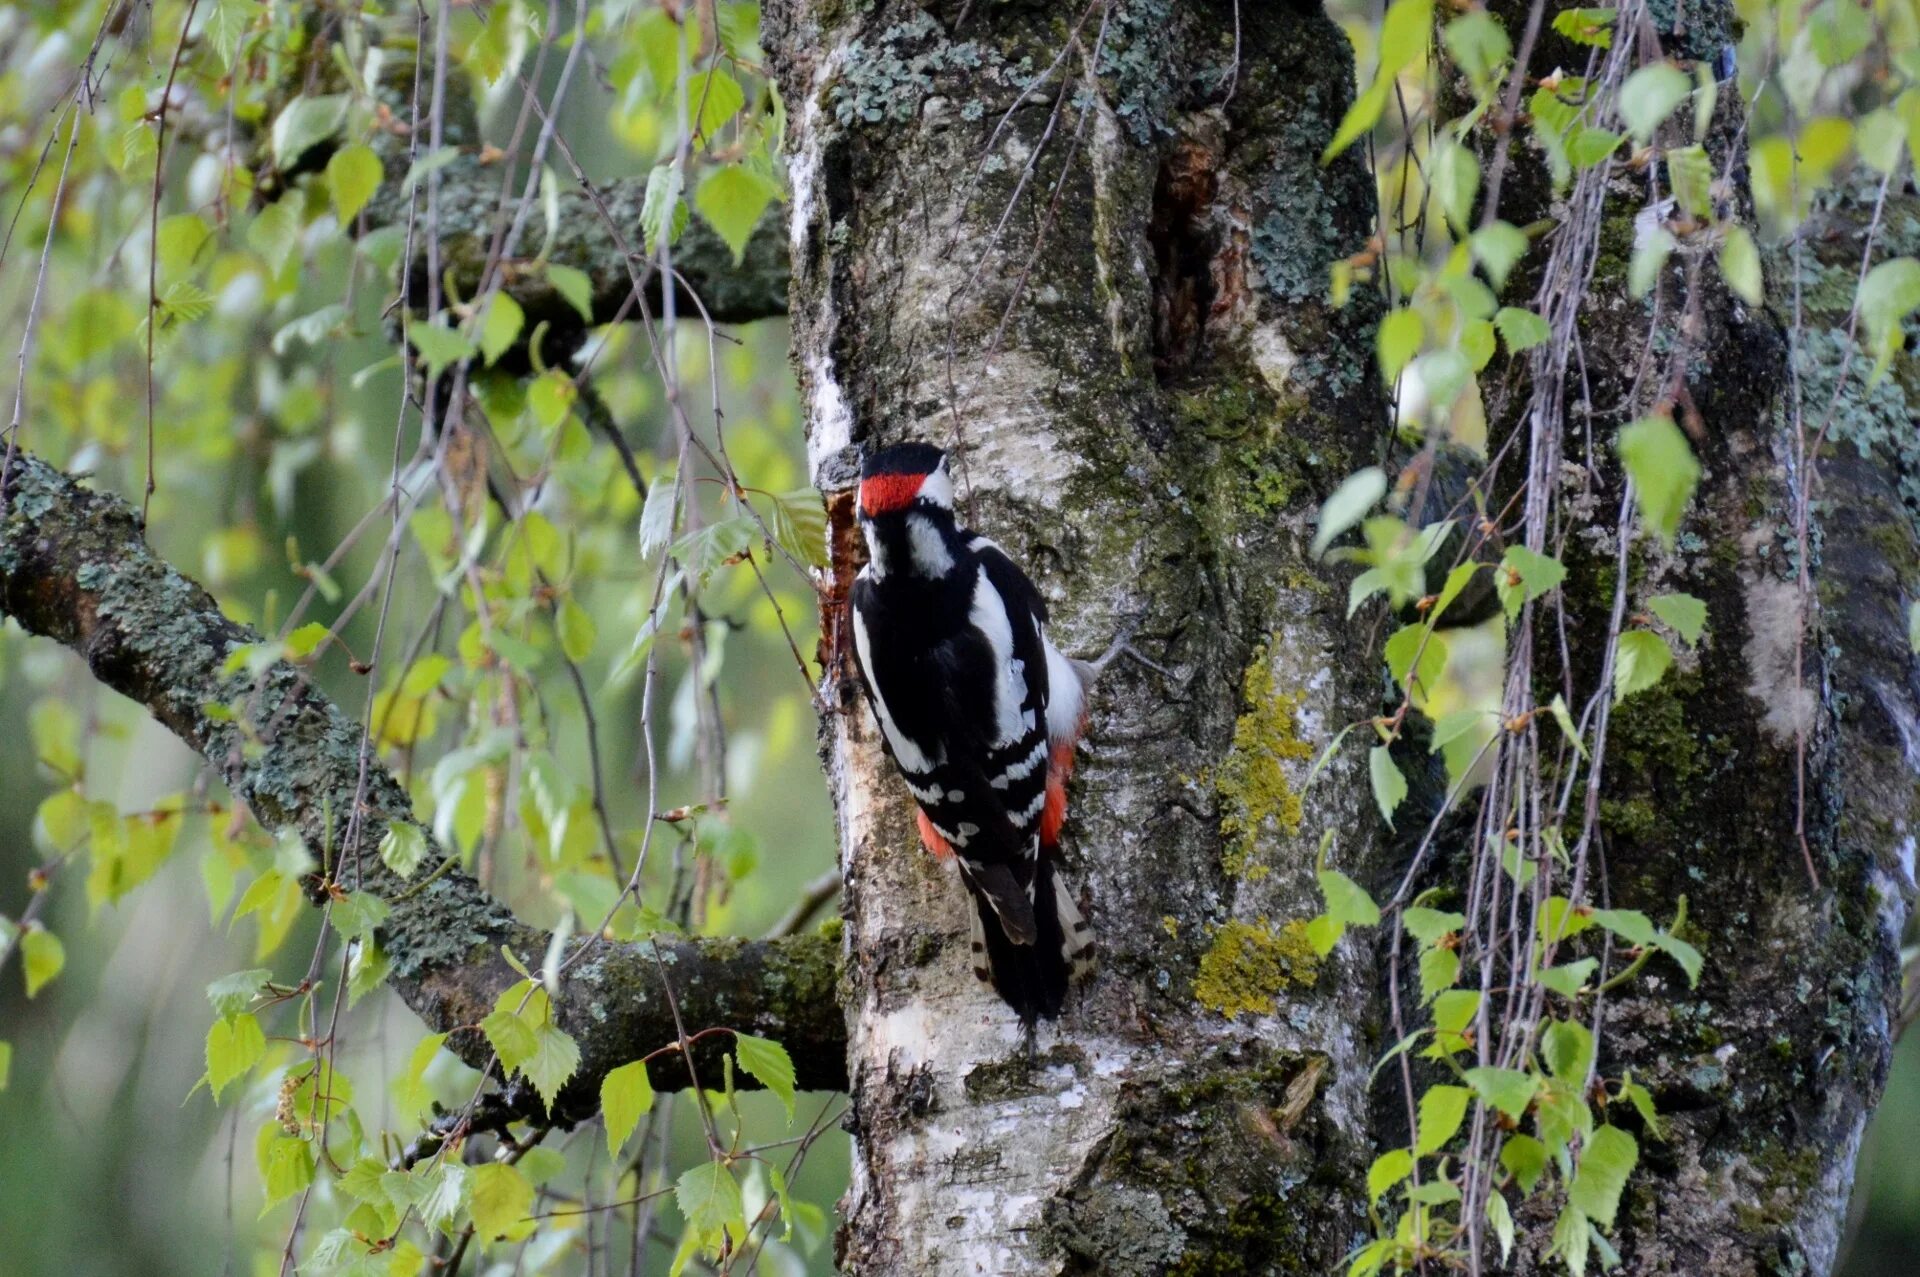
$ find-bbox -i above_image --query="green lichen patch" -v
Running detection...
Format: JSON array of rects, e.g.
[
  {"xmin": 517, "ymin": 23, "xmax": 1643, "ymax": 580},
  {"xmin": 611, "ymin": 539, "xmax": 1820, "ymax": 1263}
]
[
  {"xmin": 1211, "ymin": 641, "xmax": 1313, "ymax": 879},
  {"xmin": 1192, "ymin": 918, "xmax": 1321, "ymax": 1019}
]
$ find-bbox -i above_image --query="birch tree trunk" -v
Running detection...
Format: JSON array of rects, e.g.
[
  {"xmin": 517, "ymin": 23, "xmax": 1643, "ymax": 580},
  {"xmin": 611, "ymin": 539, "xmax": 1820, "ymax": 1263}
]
[
  {"xmin": 773, "ymin": 3, "xmax": 1396, "ymax": 1271},
  {"xmin": 770, "ymin": 1, "xmax": 1916, "ymax": 1274}
]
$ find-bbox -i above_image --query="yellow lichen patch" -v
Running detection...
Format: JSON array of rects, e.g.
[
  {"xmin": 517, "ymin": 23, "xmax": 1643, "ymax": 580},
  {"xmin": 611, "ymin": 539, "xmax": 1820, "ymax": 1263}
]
[
  {"xmin": 1211, "ymin": 641, "xmax": 1313, "ymax": 879},
  {"xmin": 1193, "ymin": 918, "xmax": 1322, "ymax": 1019}
]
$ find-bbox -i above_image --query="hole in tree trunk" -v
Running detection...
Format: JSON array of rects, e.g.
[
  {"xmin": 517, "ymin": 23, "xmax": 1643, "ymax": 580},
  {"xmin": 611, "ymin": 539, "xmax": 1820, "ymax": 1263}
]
[{"xmin": 1149, "ymin": 139, "xmax": 1221, "ymax": 382}]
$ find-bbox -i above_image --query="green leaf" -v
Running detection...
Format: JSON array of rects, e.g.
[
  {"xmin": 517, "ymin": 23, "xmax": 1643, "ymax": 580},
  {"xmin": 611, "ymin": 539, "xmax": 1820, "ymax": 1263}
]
[
  {"xmin": 156, "ymin": 213, "xmax": 212, "ymax": 277},
  {"xmin": 1378, "ymin": 308, "xmax": 1424, "ymax": 384},
  {"xmin": 1416, "ymin": 1084, "xmax": 1473, "ymax": 1155},
  {"xmin": 695, "ymin": 165, "xmax": 782, "ymax": 263},
  {"xmin": 400, "ymin": 145, "xmax": 461, "ymax": 196},
  {"xmin": 283, "ymin": 622, "xmax": 331, "ymax": 661},
  {"xmin": 642, "ymin": 164, "xmax": 687, "ymax": 254},
  {"xmin": 1319, "ymin": 869, "xmax": 1381, "ymax": 927},
  {"xmin": 1384, "ymin": 625, "xmax": 1448, "ymax": 696},
  {"xmin": 392, "ymin": 1031, "xmax": 449, "ymax": 1124},
  {"xmin": 1654, "ymin": 931, "xmax": 1703, "ymax": 986},
  {"xmin": 557, "ymin": 597, "xmax": 596, "ymax": 664},
  {"xmin": 675, "ymin": 1160, "xmax": 746, "ymax": 1243},
  {"xmin": 1613, "ymin": 630, "xmax": 1674, "ymax": 703},
  {"xmin": 1419, "ymin": 945, "xmax": 1460, "ymax": 1002},
  {"xmin": 1323, "ymin": 77, "xmax": 1391, "ymax": 164},
  {"xmin": 1552, "ymin": 1202, "xmax": 1592, "ymax": 1275},
  {"xmin": 1369, "ymin": 746, "xmax": 1408, "ymax": 826},
  {"xmin": 1719, "ymin": 225, "xmax": 1763, "ymax": 305},
  {"xmin": 1590, "ymin": 908, "xmax": 1656, "ymax": 945},
  {"xmin": 480, "ymin": 293, "xmax": 525, "ymax": 365},
  {"xmin": 1472, "ymin": 221, "xmax": 1530, "ymax": 290},
  {"xmin": 528, "ymin": 369, "xmax": 577, "ymax": 432},
  {"xmin": 1629, "ymin": 224, "xmax": 1675, "ymax": 297},
  {"xmin": 1494, "ymin": 306, "xmax": 1552, "ymax": 353},
  {"xmin": 379, "ymin": 822, "xmax": 430, "ymax": 878},
  {"xmin": 0, "ymin": 1041, "xmax": 11, "ymax": 1091},
  {"xmin": 207, "ymin": 968, "xmax": 273, "ymax": 1018},
  {"xmin": 327, "ymin": 143, "xmax": 384, "ymax": 226},
  {"xmin": 1647, "ymin": 592, "xmax": 1707, "ymax": 645},
  {"xmin": 1502, "ymin": 1131, "xmax": 1549, "ymax": 1191},
  {"xmin": 1569, "ymin": 1125, "xmax": 1638, "ymax": 1227},
  {"xmin": 1618, "ymin": 414, "xmax": 1698, "ymax": 545},
  {"xmin": 21, "ymin": 927, "xmax": 64, "ymax": 998},
  {"xmin": 261, "ymin": 1134, "xmax": 316, "ymax": 1208},
  {"xmin": 525, "ymin": 1020, "xmax": 580, "ymax": 1114},
  {"xmin": 418, "ymin": 1162, "xmax": 469, "ymax": 1229},
  {"xmin": 1859, "ymin": 257, "xmax": 1920, "ymax": 381},
  {"xmin": 469, "ymin": 1162, "xmax": 533, "ymax": 1240},
  {"xmin": 1539, "ymin": 896, "xmax": 1595, "ymax": 943},
  {"xmin": 1548, "ymin": 693, "xmax": 1589, "ymax": 760},
  {"xmin": 603, "ymin": 1058, "xmax": 657, "ymax": 1159},
  {"xmin": 206, "ymin": 1012, "xmax": 266, "ymax": 1101},
  {"xmin": 1426, "ymin": 989, "xmax": 1481, "ymax": 1058},
  {"xmin": 270, "ymin": 94, "xmax": 349, "ymax": 170},
  {"xmin": 204, "ymin": 0, "xmax": 255, "ymax": 68},
  {"xmin": 1552, "ymin": 7, "xmax": 1615, "ymax": 48},
  {"xmin": 1313, "ymin": 467, "xmax": 1387, "ymax": 558},
  {"xmin": 408, "ymin": 319, "xmax": 477, "ymax": 381},
  {"xmin": 1538, "ymin": 958, "xmax": 1599, "ymax": 998},
  {"xmin": 1619, "ymin": 1074, "xmax": 1663, "ymax": 1137},
  {"xmin": 1542, "ymin": 1019, "xmax": 1596, "ymax": 1082},
  {"xmin": 1464, "ymin": 1066, "xmax": 1538, "ymax": 1120},
  {"xmin": 692, "ymin": 69, "xmax": 747, "ymax": 139},
  {"xmin": 1567, "ymin": 127, "xmax": 1622, "ymax": 170},
  {"xmin": 1429, "ymin": 708, "xmax": 1488, "ymax": 757},
  {"xmin": 482, "ymin": 1007, "xmax": 538, "ymax": 1073},
  {"xmin": 546, "ymin": 263, "xmax": 595, "ymax": 323},
  {"xmin": 734, "ymin": 1033, "xmax": 797, "ymax": 1120},
  {"xmin": 1620, "ymin": 63, "xmax": 1691, "ymax": 142},
  {"xmin": 1666, "ymin": 144, "xmax": 1713, "ymax": 219},
  {"xmin": 1488, "ymin": 1189, "xmax": 1517, "ymax": 1263},
  {"xmin": 1367, "ymin": 1148, "xmax": 1414, "ymax": 1206},
  {"xmin": 331, "ymin": 890, "xmax": 389, "ymax": 944},
  {"xmin": 1402, "ymin": 907, "xmax": 1465, "ymax": 945},
  {"xmin": 1497, "ymin": 545, "xmax": 1567, "ymax": 620}
]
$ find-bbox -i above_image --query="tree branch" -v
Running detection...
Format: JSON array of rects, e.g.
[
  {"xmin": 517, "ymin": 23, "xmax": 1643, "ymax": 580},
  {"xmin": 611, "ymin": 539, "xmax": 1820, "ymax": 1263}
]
[
  {"xmin": 346, "ymin": 65, "xmax": 789, "ymax": 331},
  {"xmin": 0, "ymin": 451, "xmax": 846, "ymax": 1113}
]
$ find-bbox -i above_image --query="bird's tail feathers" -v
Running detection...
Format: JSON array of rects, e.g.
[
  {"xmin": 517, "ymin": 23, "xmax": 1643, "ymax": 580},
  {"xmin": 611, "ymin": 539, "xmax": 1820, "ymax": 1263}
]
[{"xmin": 964, "ymin": 859, "xmax": 1093, "ymax": 1022}]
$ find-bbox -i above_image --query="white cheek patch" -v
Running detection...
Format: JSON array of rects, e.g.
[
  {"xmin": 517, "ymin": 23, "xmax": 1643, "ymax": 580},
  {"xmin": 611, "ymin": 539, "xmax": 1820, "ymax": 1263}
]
[
  {"xmin": 862, "ymin": 524, "xmax": 889, "ymax": 580},
  {"xmin": 918, "ymin": 464, "xmax": 954, "ymax": 510},
  {"xmin": 906, "ymin": 513, "xmax": 955, "ymax": 577}
]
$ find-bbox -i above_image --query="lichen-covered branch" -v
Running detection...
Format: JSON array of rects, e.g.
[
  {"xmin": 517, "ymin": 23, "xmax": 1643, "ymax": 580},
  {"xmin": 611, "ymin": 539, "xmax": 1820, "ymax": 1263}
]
[
  {"xmin": 0, "ymin": 451, "xmax": 846, "ymax": 1110},
  {"xmin": 294, "ymin": 58, "xmax": 789, "ymax": 333}
]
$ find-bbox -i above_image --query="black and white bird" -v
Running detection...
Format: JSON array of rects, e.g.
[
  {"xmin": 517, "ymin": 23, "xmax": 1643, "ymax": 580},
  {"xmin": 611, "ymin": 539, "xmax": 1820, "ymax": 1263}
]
[{"xmin": 846, "ymin": 443, "xmax": 1095, "ymax": 1021}]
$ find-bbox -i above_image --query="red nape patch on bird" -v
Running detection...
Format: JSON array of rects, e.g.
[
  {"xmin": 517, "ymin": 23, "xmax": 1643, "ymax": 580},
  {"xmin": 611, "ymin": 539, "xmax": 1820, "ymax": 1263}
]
[
  {"xmin": 859, "ymin": 472, "xmax": 924, "ymax": 516},
  {"xmin": 916, "ymin": 808, "xmax": 955, "ymax": 860}
]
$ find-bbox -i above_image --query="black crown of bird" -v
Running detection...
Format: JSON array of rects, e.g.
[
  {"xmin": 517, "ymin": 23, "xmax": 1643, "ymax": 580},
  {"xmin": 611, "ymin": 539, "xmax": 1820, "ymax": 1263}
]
[{"xmin": 845, "ymin": 441, "xmax": 1100, "ymax": 1022}]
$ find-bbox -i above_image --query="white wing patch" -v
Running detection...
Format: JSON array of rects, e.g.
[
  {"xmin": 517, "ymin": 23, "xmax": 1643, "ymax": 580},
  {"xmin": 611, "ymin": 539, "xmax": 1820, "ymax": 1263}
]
[
  {"xmin": 968, "ymin": 566, "xmax": 1028, "ymax": 749},
  {"xmin": 851, "ymin": 600, "xmax": 939, "ymax": 773},
  {"xmin": 1044, "ymin": 633, "xmax": 1087, "ymax": 745}
]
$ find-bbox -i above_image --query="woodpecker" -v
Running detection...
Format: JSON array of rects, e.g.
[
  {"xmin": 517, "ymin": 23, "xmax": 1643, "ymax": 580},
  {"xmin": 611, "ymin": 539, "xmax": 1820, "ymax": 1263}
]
[{"xmin": 846, "ymin": 442, "xmax": 1096, "ymax": 1021}]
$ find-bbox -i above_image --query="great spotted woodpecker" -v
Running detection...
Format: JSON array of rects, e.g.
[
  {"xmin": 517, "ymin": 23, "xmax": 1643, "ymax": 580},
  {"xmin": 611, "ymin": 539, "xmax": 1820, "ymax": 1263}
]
[{"xmin": 847, "ymin": 443, "xmax": 1095, "ymax": 1021}]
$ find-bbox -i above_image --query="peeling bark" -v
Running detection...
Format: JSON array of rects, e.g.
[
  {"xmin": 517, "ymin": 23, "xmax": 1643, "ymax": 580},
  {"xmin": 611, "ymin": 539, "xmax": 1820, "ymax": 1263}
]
[{"xmin": 0, "ymin": 451, "xmax": 847, "ymax": 1110}]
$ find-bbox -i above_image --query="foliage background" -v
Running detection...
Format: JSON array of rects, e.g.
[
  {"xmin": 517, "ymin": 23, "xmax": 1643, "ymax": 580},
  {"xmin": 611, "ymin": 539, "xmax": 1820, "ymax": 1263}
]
[{"xmin": 0, "ymin": 0, "xmax": 1912, "ymax": 1273}]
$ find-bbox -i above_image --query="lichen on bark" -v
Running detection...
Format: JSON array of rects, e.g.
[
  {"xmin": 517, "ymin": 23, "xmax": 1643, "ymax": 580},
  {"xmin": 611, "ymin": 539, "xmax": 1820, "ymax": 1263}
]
[{"xmin": 0, "ymin": 451, "xmax": 848, "ymax": 1113}]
